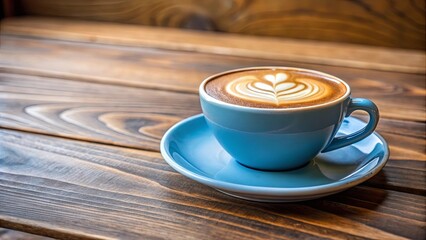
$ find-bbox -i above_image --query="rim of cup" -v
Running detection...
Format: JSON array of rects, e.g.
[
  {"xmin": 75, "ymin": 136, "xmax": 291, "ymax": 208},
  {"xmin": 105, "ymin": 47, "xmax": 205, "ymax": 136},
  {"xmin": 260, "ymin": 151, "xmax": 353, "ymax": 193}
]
[{"xmin": 199, "ymin": 66, "xmax": 351, "ymax": 113}]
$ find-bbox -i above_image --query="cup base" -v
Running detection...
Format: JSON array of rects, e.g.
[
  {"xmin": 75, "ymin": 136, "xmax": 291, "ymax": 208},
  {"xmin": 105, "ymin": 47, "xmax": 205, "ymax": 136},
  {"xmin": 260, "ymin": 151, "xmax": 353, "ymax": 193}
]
[{"xmin": 235, "ymin": 159, "xmax": 312, "ymax": 172}]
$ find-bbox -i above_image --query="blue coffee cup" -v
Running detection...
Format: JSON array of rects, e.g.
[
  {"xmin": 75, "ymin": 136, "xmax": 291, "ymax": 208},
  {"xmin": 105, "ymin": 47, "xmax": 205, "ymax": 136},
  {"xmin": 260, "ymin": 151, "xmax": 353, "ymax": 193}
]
[{"xmin": 199, "ymin": 67, "xmax": 379, "ymax": 171}]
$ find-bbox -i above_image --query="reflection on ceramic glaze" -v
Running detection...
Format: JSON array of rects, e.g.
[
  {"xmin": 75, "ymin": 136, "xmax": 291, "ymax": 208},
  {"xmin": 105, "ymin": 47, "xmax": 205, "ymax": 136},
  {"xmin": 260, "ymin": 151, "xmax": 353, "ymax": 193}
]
[
  {"xmin": 225, "ymin": 72, "xmax": 334, "ymax": 106},
  {"xmin": 161, "ymin": 114, "xmax": 388, "ymax": 201}
]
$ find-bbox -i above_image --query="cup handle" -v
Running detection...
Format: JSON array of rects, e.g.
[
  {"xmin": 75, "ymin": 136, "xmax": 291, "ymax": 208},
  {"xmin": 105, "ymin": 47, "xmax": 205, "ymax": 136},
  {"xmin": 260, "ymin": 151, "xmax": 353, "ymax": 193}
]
[{"xmin": 322, "ymin": 98, "xmax": 379, "ymax": 152}]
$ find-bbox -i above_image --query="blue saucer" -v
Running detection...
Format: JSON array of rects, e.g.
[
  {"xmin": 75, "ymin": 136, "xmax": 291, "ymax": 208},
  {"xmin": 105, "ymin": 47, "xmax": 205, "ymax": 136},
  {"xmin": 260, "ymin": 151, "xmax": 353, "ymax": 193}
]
[{"xmin": 160, "ymin": 114, "xmax": 389, "ymax": 202}]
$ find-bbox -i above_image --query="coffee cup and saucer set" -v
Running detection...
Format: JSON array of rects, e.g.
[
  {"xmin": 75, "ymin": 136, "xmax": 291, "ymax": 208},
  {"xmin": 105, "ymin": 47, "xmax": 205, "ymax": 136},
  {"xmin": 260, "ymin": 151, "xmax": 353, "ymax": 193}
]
[{"xmin": 161, "ymin": 67, "xmax": 389, "ymax": 202}]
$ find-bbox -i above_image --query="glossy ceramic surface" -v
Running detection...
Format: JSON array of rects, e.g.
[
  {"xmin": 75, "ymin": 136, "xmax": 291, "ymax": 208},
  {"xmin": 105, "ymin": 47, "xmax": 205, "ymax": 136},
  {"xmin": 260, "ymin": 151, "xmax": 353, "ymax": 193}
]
[
  {"xmin": 199, "ymin": 66, "xmax": 379, "ymax": 170},
  {"xmin": 160, "ymin": 114, "xmax": 389, "ymax": 202}
]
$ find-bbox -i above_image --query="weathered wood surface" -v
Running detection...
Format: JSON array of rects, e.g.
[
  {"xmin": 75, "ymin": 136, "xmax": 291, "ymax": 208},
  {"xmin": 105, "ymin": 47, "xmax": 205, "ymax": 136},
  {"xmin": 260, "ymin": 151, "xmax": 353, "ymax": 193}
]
[
  {"xmin": 1, "ymin": 17, "xmax": 424, "ymax": 74},
  {"xmin": 1, "ymin": 129, "xmax": 425, "ymax": 240},
  {"xmin": 0, "ymin": 36, "xmax": 424, "ymax": 122},
  {"xmin": 0, "ymin": 73, "xmax": 424, "ymax": 197},
  {"xmin": 0, "ymin": 73, "xmax": 201, "ymax": 151},
  {"xmin": 15, "ymin": 0, "xmax": 426, "ymax": 50},
  {"xmin": 0, "ymin": 16, "xmax": 425, "ymax": 239},
  {"xmin": 0, "ymin": 228, "xmax": 52, "ymax": 240}
]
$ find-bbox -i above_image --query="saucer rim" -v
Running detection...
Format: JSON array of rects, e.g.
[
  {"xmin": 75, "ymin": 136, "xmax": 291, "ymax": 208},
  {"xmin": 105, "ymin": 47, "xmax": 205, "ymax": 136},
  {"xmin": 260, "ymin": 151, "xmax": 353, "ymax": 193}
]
[{"xmin": 160, "ymin": 114, "xmax": 389, "ymax": 197}]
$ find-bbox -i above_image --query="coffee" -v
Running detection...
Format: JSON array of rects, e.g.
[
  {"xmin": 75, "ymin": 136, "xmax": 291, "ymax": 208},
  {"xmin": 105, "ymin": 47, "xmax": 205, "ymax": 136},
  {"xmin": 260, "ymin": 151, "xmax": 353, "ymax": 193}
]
[{"xmin": 205, "ymin": 68, "xmax": 347, "ymax": 108}]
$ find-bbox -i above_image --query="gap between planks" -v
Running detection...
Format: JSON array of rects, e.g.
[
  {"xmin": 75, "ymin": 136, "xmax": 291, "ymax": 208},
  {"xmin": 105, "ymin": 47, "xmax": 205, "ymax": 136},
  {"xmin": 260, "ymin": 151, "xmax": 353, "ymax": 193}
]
[
  {"xmin": 0, "ymin": 66, "xmax": 199, "ymax": 95},
  {"xmin": 0, "ymin": 126, "xmax": 162, "ymax": 154}
]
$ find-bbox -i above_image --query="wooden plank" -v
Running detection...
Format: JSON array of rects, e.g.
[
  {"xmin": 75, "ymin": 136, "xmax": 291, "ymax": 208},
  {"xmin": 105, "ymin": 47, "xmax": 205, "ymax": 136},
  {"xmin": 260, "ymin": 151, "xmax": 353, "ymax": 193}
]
[
  {"xmin": 0, "ymin": 73, "xmax": 201, "ymax": 152},
  {"xmin": 14, "ymin": 0, "xmax": 426, "ymax": 50},
  {"xmin": 0, "ymin": 73, "xmax": 424, "ymax": 196},
  {"xmin": 0, "ymin": 36, "xmax": 424, "ymax": 122},
  {"xmin": 1, "ymin": 129, "xmax": 425, "ymax": 240},
  {"xmin": 1, "ymin": 17, "xmax": 425, "ymax": 73},
  {"xmin": 0, "ymin": 72, "xmax": 424, "ymax": 150},
  {"xmin": 0, "ymin": 228, "xmax": 52, "ymax": 240}
]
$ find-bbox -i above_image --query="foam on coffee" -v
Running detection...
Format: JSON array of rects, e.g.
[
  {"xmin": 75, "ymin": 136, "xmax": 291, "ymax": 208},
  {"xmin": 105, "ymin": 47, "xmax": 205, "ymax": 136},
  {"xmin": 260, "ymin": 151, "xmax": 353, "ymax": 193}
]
[{"xmin": 205, "ymin": 68, "xmax": 347, "ymax": 108}]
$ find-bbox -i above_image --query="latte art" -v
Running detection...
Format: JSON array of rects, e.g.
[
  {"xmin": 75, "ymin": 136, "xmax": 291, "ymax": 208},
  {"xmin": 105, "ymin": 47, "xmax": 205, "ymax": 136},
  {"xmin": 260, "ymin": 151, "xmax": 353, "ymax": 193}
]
[
  {"xmin": 226, "ymin": 73, "xmax": 328, "ymax": 105},
  {"xmin": 205, "ymin": 68, "xmax": 347, "ymax": 108}
]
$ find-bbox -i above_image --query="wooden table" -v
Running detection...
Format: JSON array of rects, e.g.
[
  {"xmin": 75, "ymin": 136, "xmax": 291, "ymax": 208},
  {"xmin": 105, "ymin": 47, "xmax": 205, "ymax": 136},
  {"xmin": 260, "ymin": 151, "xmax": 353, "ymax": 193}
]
[{"xmin": 0, "ymin": 17, "xmax": 425, "ymax": 240}]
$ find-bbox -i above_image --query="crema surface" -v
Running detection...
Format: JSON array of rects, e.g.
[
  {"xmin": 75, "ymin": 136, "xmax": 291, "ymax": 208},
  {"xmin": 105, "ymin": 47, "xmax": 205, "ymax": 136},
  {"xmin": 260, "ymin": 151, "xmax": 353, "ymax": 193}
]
[{"xmin": 205, "ymin": 69, "xmax": 347, "ymax": 108}]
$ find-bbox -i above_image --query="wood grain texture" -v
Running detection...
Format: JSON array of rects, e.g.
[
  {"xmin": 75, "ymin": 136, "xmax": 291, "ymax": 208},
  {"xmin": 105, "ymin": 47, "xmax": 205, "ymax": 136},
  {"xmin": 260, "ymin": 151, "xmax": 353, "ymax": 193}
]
[
  {"xmin": 0, "ymin": 73, "xmax": 424, "ymax": 196},
  {"xmin": 1, "ymin": 35, "xmax": 425, "ymax": 122},
  {"xmin": 0, "ymin": 16, "xmax": 425, "ymax": 240},
  {"xmin": 0, "ymin": 73, "xmax": 201, "ymax": 151},
  {"xmin": 1, "ymin": 129, "xmax": 425, "ymax": 240},
  {"xmin": 1, "ymin": 17, "xmax": 425, "ymax": 74},
  {"xmin": 0, "ymin": 228, "xmax": 53, "ymax": 240},
  {"xmin": 15, "ymin": 0, "xmax": 426, "ymax": 50}
]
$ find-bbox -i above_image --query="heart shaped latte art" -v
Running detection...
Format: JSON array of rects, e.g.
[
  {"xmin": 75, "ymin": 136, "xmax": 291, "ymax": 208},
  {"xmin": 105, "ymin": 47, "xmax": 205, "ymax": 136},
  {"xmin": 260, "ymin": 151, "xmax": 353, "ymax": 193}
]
[{"xmin": 225, "ymin": 73, "xmax": 325, "ymax": 105}]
